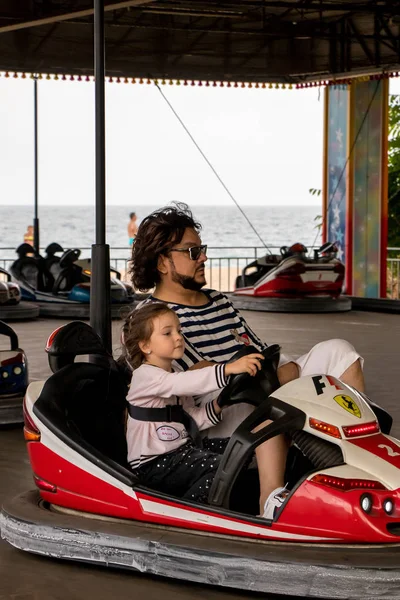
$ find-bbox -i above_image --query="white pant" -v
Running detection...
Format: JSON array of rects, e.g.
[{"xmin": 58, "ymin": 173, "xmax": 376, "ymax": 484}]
[
  {"xmin": 281, "ymin": 338, "xmax": 364, "ymax": 379},
  {"xmin": 208, "ymin": 339, "xmax": 363, "ymax": 439}
]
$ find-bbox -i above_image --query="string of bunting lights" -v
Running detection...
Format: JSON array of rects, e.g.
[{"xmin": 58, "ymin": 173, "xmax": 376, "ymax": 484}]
[{"xmin": 0, "ymin": 69, "xmax": 398, "ymax": 88}]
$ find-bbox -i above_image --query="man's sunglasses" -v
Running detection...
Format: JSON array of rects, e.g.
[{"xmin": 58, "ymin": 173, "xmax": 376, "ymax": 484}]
[{"xmin": 169, "ymin": 245, "xmax": 208, "ymax": 261}]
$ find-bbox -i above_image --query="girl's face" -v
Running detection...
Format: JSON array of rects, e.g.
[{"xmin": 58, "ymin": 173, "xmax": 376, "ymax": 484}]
[{"xmin": 140, "ymin": 311, "xmax": 184, "ymax": 369}]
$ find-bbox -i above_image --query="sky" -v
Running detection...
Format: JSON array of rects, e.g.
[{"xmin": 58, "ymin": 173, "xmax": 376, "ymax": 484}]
[
  {"xmin": 0, "ymin": 76, "xmax": 326, "ymax": 208},
  {"xmin": 0, "ymin": 76, "xmax": 399, "ymax": 208}
]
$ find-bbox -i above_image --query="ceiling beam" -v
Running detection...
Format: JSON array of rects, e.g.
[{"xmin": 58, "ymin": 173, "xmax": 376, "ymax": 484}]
[
  {"xmin": 107, "ymin": 11, "xmax": 145, "ymax": 57},
  {"xmin": 195, "ymin": 0, "xmax": 400, "ymax": 13},
  {"xmin": 348, "ymin": 18, "xmax": 375, "ymax": 65},
  {"xmin": 0, "ymin": 1, "xmax": 157, "ymax": 34},
  {"xmin": 378, "ymin": 13, "xmax": 400, "ymax": 57},
  {"xmin": 374, "ymin": 14, "xmax": 381, "ymax": 68},
  {"xmin": 2, "ymin": 0, "xmax": 400, "ymax": 37},
  {"xmin": 51, "ymin": 18, "xmax": 400, "ymax": 46},
  {"xmin": 170, "ymin": 23, "xmax": 215, "ymax": 66},
  {"xmin": 31, "ymin": 22, "xmax": 59, "ymax": 57}
]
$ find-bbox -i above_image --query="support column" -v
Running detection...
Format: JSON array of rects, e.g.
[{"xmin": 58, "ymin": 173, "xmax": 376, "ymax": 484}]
[
  {"xmin": 323, "ymin": 84, "xmax": 350, "ymax": 287},
  {"xmin": 350, "ymin": 79, "xmax": 388, "ymax": 298},
  {"xmin": 323, "ymin": 79, "xmax": 388, "ymax": 298}
]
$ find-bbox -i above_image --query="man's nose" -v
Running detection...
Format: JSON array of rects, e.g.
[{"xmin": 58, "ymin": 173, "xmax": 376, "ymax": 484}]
[{"xmin": 198, "ymin": 251, "xmax": 207, "ymax": 264}]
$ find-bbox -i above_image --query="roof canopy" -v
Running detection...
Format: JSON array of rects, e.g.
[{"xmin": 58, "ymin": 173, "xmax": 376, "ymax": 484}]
[{"xmin": 1, "ymin": 1, "xmax": 399, "ymax": 83}]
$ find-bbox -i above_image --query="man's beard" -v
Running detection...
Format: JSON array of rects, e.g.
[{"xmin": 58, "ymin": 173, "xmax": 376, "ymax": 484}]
[{"xmin": 169, "ymin": 259, "xmax": 205, "ymax": 291}]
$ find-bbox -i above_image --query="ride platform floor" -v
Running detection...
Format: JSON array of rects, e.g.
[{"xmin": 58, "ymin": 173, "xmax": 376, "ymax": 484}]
[{"xmin": 0, "ymin": 310, "xmax": 399, "ymax": 600}]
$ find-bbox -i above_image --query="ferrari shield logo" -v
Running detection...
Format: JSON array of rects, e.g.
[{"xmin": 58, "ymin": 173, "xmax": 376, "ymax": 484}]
[{"xmin": 334, "ymin": 394, "xmax": 361, "ymax": 418}]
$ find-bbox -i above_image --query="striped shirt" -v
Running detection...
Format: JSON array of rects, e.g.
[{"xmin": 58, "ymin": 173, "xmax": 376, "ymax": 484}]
[{"xmin": 138, "ymin": 289, "xmax": 268, "ymax": 370}]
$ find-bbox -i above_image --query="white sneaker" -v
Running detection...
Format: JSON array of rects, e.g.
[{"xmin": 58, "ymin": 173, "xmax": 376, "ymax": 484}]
[{"xmin": 262, "ymin": 486, "xmax": 289, "ymax": 520}]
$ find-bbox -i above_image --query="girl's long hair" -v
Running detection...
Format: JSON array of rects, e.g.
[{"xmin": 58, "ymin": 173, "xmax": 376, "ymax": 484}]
[{"xmin": 121, "ymin": 302, "xmax": 177, "ymax": 369}]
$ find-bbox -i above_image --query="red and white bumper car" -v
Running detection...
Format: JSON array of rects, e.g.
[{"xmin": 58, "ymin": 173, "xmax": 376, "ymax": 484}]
[
  {"xmin": 1, "ymin": 323, "xmax": 400, "ymax": 598},
  {"xmin": 235, "ymin": 242, "xmax": 345, "ymax": 298}
]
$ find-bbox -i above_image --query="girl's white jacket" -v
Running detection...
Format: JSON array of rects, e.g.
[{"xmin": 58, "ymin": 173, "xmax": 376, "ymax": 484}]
[{"xmin": 126, "ymin": 363, "xmax": 228, "ymax": 469}]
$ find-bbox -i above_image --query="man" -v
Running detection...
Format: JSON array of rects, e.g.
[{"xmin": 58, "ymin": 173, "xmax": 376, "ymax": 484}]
[{"xmin": 130, "ymin": 203, "xmax": 364, "ymax": 438}]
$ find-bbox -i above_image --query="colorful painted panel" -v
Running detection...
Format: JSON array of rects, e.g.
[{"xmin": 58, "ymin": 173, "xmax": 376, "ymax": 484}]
[
  {"xmin": 352, "ymin": 80, "xmax": 385, "ymax": 298},
  {"xmin": 326, "ymin": 86, "xmax": 348, "ymax": 270}
]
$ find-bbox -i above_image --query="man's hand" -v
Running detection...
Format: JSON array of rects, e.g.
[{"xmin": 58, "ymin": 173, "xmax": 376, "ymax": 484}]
[{"xmin": 277, "ymin": 361, "xmax": 299, "ymax": 385}]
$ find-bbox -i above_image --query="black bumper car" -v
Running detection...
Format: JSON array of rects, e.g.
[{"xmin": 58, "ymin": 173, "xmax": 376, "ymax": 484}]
[
  {"xmin": 9, "ymin": 243, "xmax": 137, "ymax": 318},
  {"xmin": 0, "ymin": 321, "xmax": 28, "ymax": 425}
]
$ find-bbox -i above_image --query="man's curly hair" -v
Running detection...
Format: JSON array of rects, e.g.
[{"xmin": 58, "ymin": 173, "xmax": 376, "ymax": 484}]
[{"xmin": 129, "ymin": 202, "xmax": 202, "ymax": 292}]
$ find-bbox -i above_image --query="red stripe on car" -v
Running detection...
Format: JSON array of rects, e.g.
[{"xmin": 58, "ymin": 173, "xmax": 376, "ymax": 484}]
[{"xmin": 348, "ymin": 433, "xmax": 400, "ymax": 467}]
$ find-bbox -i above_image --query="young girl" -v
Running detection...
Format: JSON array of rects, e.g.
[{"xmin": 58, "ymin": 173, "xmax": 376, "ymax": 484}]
[{"xmin": 123, "ymin": 302, "xmax": 288, "ymax": 518}]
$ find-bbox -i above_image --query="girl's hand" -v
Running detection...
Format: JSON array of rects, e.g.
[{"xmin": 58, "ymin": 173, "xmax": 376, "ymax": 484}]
[{"xmin": 225, "ymin": 353, "xmax": 264, "ymax": 377}]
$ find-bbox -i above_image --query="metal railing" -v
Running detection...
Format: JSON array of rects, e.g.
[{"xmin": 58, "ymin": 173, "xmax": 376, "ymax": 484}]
[
  {"xmin": 387, "ymin": 248, "xmax": 400, "ymax": 299},
  {"xmin": 1, "ymin": 246, "xmax": 400, "ymax": 298}
]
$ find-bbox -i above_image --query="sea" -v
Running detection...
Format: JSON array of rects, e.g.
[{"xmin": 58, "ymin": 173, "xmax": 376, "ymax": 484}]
[{"xmin": 0, "ymin": 204, "xmax": 322, "ymax": 262}]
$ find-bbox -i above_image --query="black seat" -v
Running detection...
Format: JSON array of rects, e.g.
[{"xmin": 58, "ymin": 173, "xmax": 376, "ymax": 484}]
[
  {"xmin": 236, "ymin": 258, "xmax": 276, "ymax": 288},
  {"xmin": 45, "ymin": 243, "xmax": 64, "ymax": 281},
  {"xmin": 34, "ymin": 362, "xmax": 136, "ymax": 485},
  {"xmin": 11, "ymin": 244, "xmax": 40, "ymax": 289},
  {"xmin": 52, "ymin": 248, "xmax": 83, "ymax": 294},
  {"xmin": 11, "ymin": 244, "xmax": 53, "ymax": 292}
]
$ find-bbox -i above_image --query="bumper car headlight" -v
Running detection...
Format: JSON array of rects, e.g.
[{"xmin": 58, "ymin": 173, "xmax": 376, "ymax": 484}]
[
  {"xmin": 360, "ymin": 493, "xmax": 373, "ymax": 513},
  {"xmin": 383, "ymin": 499, "xmax": 394, "ymax": 515}
]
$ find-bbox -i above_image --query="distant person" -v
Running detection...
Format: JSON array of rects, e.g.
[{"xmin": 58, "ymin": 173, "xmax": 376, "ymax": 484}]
[
  {"xmin": 23, "ymin": 225, "xmax": 35, "ymax": 256},
  {"xmin": 128, "ymin": 212, "xmax": 138, "ymax": 246},
  {"xmin": 23, "ymin": 225, "xmax": 34, "ymax": 245}
]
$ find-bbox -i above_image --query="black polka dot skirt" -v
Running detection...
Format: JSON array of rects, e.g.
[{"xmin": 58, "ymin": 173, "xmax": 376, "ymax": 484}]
[{"xmin": 133, "ymin": 440, "xmax": 229, "ymax": 504}]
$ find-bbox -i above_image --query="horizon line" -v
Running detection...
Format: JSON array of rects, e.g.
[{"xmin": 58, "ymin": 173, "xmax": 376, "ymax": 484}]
[{"xmin": 0, "ymin": 203, "xmax": 321, "ymax": 208}]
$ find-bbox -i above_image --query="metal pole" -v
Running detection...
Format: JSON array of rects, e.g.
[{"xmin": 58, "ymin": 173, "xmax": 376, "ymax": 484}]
[
  {"xmin": 33, "ymin": 76, "xmax": 40, "ymax": 254},
  {"xmin": 90, "ymin": 0, "xmax": 111, "ymax": 351},
  {"xmin": 94, "ymin": 0, "xmax": 106, "ymax": 247}
]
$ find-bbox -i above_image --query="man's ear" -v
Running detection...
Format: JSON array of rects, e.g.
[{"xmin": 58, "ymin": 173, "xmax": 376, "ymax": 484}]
[{"xmin": 157, "ymin": 254, "xmax": 169, "ymax": 275}]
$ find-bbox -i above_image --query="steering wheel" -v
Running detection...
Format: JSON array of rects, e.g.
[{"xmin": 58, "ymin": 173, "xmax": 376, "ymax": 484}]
[
  {"xmin": 209, "ymin": 345, "xmax": 305, "ymax": 510},
  {"xmin": 217, "ymin": 344, "xmax": 281, "ymax": 408},
  {"xmin": 313, "ymin": 242, "xmax": 338, "ymax": 262},
  {"xmin": 59, "ymin": 248, "xmax": 81, "ymax": 268},
  {"xmin": 319, "ymin": 242, "xmax": 337, "ymax": 254},
  {"xmin": 280, "ymin": 245, "xmax": 290, "ymax": 258}
]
